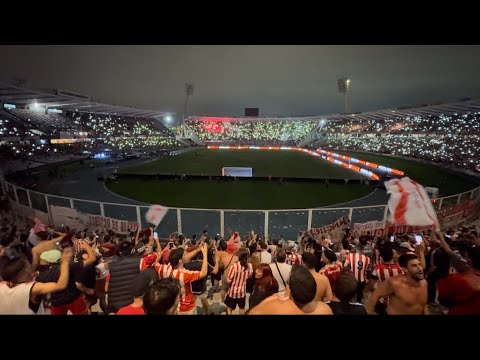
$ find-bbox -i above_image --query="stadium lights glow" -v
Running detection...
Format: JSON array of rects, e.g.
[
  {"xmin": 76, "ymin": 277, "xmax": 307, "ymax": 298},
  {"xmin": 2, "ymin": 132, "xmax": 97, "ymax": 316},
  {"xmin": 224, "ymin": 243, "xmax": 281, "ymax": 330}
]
[
  {"xmin": 164, "ymin": 115, "xmax": 173, "ymax": 122},
  {"xmin": 207, "ymin": 145, "xmax": 386, "ymax": 180}
]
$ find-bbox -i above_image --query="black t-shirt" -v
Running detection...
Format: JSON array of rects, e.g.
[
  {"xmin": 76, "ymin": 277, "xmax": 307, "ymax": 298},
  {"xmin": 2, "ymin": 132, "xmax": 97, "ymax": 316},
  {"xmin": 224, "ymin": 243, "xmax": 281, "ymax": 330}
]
[
  {"xmin": 36, "ymin": 262, "xmax": 83, "ymax": 307},
  {"xmin": 184, "ymin": 260, "xmax": 206, "ymax": 295},
  {"xmin": 248, "ymin": 288, "xmax": 271, "ymax": 311},
  {"xmin": 328, "ymin": 301, "xmax": 367, "ymax": 315},
  {"xmin": 76, "ymin": 250, "xmax": 99, "ymax": 289}
]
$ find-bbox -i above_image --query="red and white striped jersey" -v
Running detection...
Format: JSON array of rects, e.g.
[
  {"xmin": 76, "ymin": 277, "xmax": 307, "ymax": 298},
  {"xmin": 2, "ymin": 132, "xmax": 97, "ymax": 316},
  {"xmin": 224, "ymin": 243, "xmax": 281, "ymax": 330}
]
[
  {"xmin": 156, "ymin": 263, "xmax": 173, "ymax": 279},
  {"xmin": 170, "ymin": 268, "xmax": 200, "ymax": 312},
  {"xmin": 372, "ymin": 245, "xmax": 383, "ymax": 266},
  {"xmin": 347, "ymin": 253, "xmax": 370, "ymax": 283},
  {"xmin": 286, "ymin": 253, "xmax": 302, "ymax": 266},
  {"xmin": 372, "ymin": 263, "xmax": 403, "ymax": 283},
  {"xmin": 72, "ymin": 239, "xmax": 85, "ymax": 256},
  {"xmin": 140, "ymin": 253, "xmax": 159, "ymax": 271},
  {"xmin": 227, "ymin": 262, "xmax": 253, "ymax": 299},
  {"xmin": 371, "ymin": 263, "xmax": 403, "ymax": 304},
  {"xmin": 319, "ymin": 262, "xmax": 343, "ymax": 290}
]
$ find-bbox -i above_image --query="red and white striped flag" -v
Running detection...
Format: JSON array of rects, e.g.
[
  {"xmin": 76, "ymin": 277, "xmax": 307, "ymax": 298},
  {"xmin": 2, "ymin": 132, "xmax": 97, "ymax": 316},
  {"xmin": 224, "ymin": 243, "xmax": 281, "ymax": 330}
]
[
  {"xmin": 385, "ymin": 177, "xmax": 439, "ymax": 230},
  {"xmin": 146, "ymin": 204, "xmax": 168, "ymax": 226}
]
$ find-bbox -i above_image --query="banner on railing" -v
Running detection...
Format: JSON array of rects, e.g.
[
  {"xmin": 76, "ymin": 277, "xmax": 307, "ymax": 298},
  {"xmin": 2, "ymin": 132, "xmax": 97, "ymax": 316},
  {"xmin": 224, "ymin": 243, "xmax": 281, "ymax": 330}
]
[
  {"xmin": 353, "ymin": 220, "xmax": 385, "ymax": 236},
  {"xmin": 49, "ymin": 205, "xmax": 138, "ymax": 234},
  {"xmin": 353, "ymin": 220, "xmax": 435, "ymax": 237},
  {"xmin": 10, "ymin": 202, "xmax": 49, "ymax": 225},
  {"xmin": 309, "ymin": 217, "xmax": 350, "ymax": 236}
]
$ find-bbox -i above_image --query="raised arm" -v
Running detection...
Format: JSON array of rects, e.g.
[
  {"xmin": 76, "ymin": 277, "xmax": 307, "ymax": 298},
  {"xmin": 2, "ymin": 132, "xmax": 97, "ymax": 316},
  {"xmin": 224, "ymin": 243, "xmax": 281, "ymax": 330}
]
[
  {"xmin": 199, "ymin": 244, "xmax": 208, "ymax": 279},
  {"xmin": 134, "ymin": 226, "xmax": 141, "ymax": 245},
  {"xmin": 31, "ymin": 248, "xmax": 72, "ymax": 296},
  {"xmin": 80, "ymin": 241, "xmax": 96, "ymax": 267},
  {"xmin": 435, "ymin": 231, "xmax": 455, "ymax": 256},
  {"xmin": 211, "ymin": 252, "xmax": 220, "ymax": 275},
  {"xmin": 32, "ymin": 233, "xmax": 65, "ymax": 270},
  {"xmin": 366, "ymin": 278, "xmax": 395, "ymax": 314}
]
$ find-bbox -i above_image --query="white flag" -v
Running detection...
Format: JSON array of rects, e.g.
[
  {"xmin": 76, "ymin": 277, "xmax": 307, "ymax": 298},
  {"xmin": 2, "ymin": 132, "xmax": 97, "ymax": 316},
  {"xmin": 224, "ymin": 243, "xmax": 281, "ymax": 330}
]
[
  {"xmin": 385, "ymin": 177, "xmax": 439, "ymax": 230},
  {"xmin": 146, "ymin": 204, "xmax": 169, "ymax": 226}
]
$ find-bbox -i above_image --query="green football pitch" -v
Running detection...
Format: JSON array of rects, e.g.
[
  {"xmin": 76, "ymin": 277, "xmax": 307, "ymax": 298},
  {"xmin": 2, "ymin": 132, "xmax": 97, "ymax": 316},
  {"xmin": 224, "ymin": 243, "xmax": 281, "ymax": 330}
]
[{"xmin": 106, "ymin": 149, "xmax": 478, "ymax": 209}]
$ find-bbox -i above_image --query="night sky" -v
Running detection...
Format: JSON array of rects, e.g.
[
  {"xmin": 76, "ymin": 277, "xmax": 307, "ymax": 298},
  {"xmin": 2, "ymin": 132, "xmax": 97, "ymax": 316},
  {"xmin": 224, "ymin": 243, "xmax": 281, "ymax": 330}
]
[{"xmin": 1, "ymin": 45, "xmax": 479, "ymax": 119}]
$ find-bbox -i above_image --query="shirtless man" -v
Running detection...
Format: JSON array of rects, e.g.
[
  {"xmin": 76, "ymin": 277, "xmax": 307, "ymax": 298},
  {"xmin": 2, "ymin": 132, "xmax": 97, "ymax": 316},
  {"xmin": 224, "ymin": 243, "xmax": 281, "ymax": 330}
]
[
  {"xmin": 366, "ymin": 253, "xmax": 428, "ymax": 315},
  {"xmin": 249, "ymin": 264, "xmax": 333, "ymax": 315},
  {"xmin": 302, "ymin": 252, "xmax": 332, "ymax": 302},
  {"xmin": 212, "ymin": 240, "xmax": 238, "ymax": 302}
]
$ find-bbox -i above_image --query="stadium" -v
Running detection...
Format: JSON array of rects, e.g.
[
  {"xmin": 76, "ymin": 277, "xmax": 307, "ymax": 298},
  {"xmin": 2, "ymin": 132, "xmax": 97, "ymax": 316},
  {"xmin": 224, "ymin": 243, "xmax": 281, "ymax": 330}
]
[
  {"xmin": 1, "ymin": 80, "xmax": 479, "ymax": 240},
  {"xmin": 1, "ymin": 45, "xmax": 480, "ymax": 315}
]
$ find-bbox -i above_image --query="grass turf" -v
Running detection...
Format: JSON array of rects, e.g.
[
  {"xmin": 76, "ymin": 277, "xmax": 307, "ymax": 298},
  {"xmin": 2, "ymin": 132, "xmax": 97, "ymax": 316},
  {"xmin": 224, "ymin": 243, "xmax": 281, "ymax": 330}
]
[
  {"xmin": 120, "ymin": 149, "xmax": 363, "ymax": 179},
  {"xmin": 107, "ymin": 178, "xmax": 373, "ymax": 209},
  {"xmin": 108, "ymin": 148, "xmax": 478, "ymax": 208}
]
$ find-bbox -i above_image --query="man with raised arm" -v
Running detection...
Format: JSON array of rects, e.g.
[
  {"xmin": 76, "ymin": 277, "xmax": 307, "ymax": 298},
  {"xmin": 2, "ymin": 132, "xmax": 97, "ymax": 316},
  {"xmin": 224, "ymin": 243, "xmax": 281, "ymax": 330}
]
[{"xmin": 366, "ymin": 253, "xmax": 428, "ymax": 315}]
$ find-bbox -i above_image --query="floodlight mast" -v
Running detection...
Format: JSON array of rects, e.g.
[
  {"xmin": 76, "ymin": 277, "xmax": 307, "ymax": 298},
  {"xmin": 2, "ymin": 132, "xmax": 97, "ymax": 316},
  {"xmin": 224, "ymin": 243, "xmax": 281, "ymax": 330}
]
[
  {"xmin": 181, "ymin": 83, "xmax": 194, "ymax": 137},
  {"xmin": 337, "ymin": 78, "xmax": 351, "ymax": 114}
]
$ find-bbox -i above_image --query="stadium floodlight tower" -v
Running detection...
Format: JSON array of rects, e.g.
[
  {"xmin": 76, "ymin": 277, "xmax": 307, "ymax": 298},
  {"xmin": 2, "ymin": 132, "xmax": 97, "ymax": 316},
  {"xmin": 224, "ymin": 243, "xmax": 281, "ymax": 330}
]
[
  {"xmin": 182, "ymin": 83, "xmax": 194, "ymax": 137},
  {"xmin": 337, "ymin": 78, "xmax": 351, "ymax": 114}
]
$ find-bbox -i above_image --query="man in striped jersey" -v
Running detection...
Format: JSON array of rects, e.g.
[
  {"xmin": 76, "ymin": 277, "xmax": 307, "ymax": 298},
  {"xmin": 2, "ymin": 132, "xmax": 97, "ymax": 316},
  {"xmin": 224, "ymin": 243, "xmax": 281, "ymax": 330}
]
[
  {"xmin": 344, "ymin": 245, "xmax": 370, "ymax": 303},
  {"xmin": 319, "ymin": 249, "xmax": 343, "ymax": 292},
  {"xmin": 366, "ymin": 253, "xmax": 428, "ymax": 315},
  {"xmin": 225, "ymin": 248, "xmax": 253, "ymax": 315},
  {"xmin": 156, "ymin": 244, "xmax": 203, "ymax": 278},
  {"xmin": 286, "ymin": 246, "xmax": 302, "ymax": 266},
  {"xmin": 364, "ymin": 243, "xmax": 403, "ymax": 314},
  {"xmin": 164, "ymin": 244, "xmax": 208, "ymax": 314}
]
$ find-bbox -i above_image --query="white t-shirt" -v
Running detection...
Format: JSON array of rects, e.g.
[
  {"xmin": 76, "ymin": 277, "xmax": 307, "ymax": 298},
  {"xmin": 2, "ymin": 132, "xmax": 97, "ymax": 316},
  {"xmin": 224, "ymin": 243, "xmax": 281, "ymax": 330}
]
[
  {"xmin": 269, "ymin": 262, "xmax": 292, "ymax": 294},
  {"xmin": 28, "ymin": 229, "xmax": 39, "ymax": 246},
  {"xmin": 0, "ymin": 282, "xmax": 45, "ymax": 315},
  {"xmin": 260, "ymin": 251, "xmax": 272, "ymax": 264},
  {"xmin": 96, "ymin": 262, "xmax": 109, "ymax": 280}
]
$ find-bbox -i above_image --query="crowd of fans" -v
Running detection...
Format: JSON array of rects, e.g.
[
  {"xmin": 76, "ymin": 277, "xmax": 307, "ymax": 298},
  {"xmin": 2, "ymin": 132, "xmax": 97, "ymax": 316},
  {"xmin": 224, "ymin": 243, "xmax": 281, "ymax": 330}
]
[
  {"xmin": 318, "ymin": 134, "xmax": 480, "ymax": 171},
  {"xmin": 320, "ymin": 112, "xmax": 480, "ymax": 134},
  {"xmin": 186, "ymin": 120, "xmax": 319, "ymax": 143},
  {"xmin": 0, "ymin": 108, "xmax": 184, "ymax": 167},
  {"xmin": 4, "ymin": 106, "xmax": 480, "ymax": 173},
  {"xmin": 1, "ymin": 208, "xmax": 479, "ymax": 315}
]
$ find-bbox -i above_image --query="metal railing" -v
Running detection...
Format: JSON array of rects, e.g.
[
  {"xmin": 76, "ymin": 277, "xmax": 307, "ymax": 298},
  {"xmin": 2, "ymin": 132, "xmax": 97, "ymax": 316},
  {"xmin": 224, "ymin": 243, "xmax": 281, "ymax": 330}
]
[{"xmin": 2, "ymin": 176, "xmax": 479, "ymax": 240}]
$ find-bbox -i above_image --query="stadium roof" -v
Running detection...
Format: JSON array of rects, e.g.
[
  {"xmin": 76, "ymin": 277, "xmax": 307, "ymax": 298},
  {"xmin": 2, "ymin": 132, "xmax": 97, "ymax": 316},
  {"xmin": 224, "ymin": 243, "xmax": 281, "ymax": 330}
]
[
  {"xmin": 187, "ymin": 98, "xmax": 480, "ymax": 123},
  {"xmin": 0, "ymin": 81, "xmax": 173, "ymax": 119},
  {"xmin": 319, "ymin": 98, "xmax": 480, "ymax": 122}
]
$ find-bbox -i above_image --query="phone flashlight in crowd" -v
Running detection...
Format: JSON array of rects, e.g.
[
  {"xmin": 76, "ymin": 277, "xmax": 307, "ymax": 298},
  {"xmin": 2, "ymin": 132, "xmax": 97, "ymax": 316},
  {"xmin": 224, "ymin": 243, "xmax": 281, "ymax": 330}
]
[
  {"xmin": 414, "ymin": 235, "xmax": 423, "ymax": 244},
  {"xmin": 390, "ymin": 236, "xmax": 395, "ymax": 242},
  {"xmin": 154, "ymin": 231, "xmax": 158, "ymax": 239}
]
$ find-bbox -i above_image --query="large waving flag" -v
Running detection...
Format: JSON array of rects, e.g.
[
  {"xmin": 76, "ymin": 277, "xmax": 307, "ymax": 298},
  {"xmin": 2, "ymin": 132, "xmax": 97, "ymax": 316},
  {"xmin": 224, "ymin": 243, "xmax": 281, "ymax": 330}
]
[
  {"xmin": 384, "ymin": 177, "xmax": 439, "ymax": 230},
  {"xmin": 146, "ymin": 204, "xmax": 169, "ymax": 227}
]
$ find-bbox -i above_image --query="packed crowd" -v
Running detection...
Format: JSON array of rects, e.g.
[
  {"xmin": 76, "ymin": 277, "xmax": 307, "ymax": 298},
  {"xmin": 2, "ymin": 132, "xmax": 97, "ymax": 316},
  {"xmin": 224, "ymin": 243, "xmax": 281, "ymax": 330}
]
[
  {"xmin": 321, "ymin": 112, "xmax": 480, "ymax": 134},
  {"xmin": 186, "ymin": 120, "xmax": 319, "ymax": 143},
  {"xmin": 68, "ymin": 113, "xmax": 172, "ymax": 138},
  {"xmin": 319, "ymin": 134, "xmax": 480, "ymax": 171},
  {"xmin": 1, "ymin": 210, "xmax": 479, "ymax": 315},
  {"xmin": 0, "ymin": 108, "xmax": 182, "ymax": 161}
]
